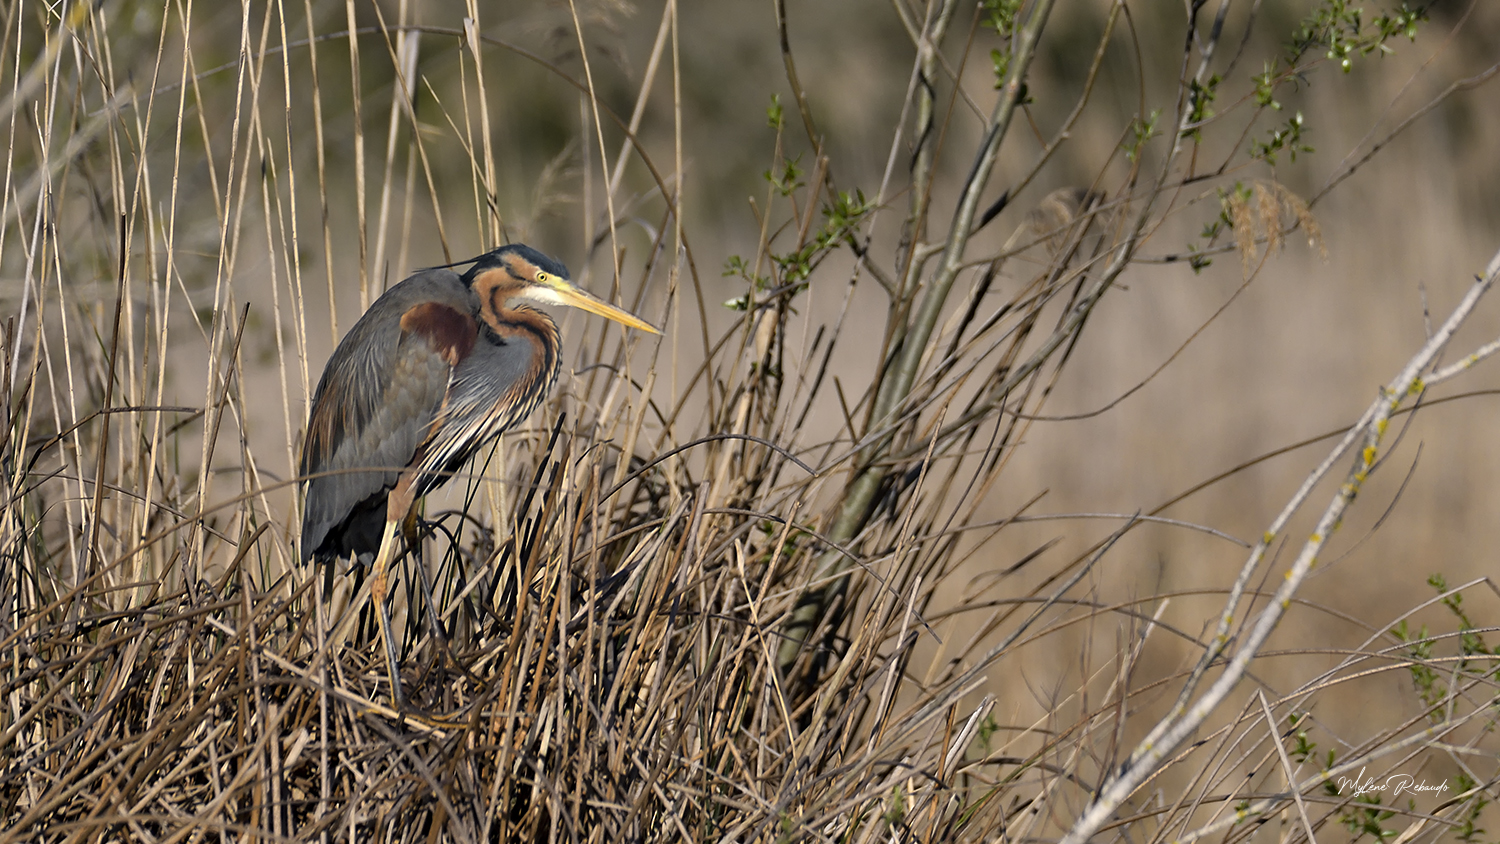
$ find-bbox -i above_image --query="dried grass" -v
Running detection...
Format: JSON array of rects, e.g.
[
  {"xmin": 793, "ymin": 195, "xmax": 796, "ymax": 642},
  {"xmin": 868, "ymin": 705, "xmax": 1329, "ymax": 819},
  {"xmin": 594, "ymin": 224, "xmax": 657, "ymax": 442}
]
[{"xmin": 3, "ymin": 2, "xmax": 1498, "ymax": 842}]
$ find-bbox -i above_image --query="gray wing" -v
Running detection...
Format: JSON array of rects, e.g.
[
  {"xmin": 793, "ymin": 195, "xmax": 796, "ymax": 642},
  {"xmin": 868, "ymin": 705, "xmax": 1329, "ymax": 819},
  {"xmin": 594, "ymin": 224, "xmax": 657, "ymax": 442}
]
[{"xmin": 300, "ymin": 270, "xmax": 477, "ymax": 561}]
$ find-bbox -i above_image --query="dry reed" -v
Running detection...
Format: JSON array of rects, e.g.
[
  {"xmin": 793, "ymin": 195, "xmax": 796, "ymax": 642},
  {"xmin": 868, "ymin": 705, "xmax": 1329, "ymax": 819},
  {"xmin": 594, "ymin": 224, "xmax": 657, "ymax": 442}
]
[{"xmin": 4, "ymin": 1, "xmax": 1500, "ymax": 842}]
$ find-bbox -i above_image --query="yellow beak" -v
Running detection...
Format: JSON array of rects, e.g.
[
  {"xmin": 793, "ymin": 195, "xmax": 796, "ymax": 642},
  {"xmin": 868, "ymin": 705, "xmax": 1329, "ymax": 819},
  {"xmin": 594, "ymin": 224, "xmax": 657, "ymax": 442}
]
[{"xmin": 543, "ymin": 281, "xmax": 661, "ymax": 335}]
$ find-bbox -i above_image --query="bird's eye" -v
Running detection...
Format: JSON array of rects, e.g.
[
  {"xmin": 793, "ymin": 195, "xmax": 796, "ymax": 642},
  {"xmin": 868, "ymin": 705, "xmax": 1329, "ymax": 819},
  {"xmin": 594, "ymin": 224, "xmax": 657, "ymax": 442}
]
[{"xmin": 534, "ymin": 270, "xmax": 552, "ymax": 284}]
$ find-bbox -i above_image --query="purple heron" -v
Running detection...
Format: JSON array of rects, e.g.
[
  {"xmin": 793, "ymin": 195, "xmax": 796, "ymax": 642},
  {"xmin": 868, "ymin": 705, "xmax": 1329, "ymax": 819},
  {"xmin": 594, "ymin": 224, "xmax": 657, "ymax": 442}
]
[{"xmin": 300, "ymin": 243, "xmax": 657, "ymax": 703}]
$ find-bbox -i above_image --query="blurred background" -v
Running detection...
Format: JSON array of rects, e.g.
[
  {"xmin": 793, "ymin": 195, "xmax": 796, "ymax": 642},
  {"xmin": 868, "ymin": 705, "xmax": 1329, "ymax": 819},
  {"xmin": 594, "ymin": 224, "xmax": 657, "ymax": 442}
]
[{"xmin": 7, "ymin": 0, "xmax": 1500, "ymax": 832}]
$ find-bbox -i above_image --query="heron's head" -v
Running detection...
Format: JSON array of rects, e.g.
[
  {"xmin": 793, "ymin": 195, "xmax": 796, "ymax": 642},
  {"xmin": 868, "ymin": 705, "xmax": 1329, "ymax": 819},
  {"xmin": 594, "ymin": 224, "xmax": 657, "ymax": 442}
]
[{"xmin": 460, "ymin": 244, "xmax": 659, "ymax": 334}]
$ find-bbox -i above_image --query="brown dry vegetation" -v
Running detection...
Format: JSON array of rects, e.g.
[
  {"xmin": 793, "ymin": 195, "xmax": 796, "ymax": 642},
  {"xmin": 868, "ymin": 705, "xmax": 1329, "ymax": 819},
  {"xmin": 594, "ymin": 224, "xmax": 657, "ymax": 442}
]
[{"xmin": 4, "ymin": 0, "xmax": 1500, "ymax": 841}]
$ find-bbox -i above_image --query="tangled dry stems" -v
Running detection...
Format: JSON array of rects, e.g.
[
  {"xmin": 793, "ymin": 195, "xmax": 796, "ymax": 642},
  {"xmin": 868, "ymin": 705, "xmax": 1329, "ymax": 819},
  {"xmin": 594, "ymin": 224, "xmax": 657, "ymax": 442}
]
[{"xmin": 3, "ymin": 1, "xmax": 1500, "ymax": 842}]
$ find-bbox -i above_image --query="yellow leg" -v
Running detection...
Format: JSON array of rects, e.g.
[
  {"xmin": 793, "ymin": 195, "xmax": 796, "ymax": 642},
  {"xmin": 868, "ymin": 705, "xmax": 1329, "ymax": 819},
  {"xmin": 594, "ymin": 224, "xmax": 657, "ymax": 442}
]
[{"xmin": 370, "ymin": 519, "xmax": 404, "ymax": 706}]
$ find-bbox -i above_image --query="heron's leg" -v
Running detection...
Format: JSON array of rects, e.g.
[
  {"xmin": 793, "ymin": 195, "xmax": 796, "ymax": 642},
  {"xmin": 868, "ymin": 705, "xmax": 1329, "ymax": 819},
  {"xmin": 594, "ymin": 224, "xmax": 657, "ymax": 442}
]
[
  {"xmin": 405, "ymin": 512, "xmax": 452, "ymax": 654},
  {"xmin": 371, "ymin": 473, "xmax": 419, "ymax": 706},
  {"xmin": 369, "ymin": 519, "xmax": 404, "ymax": 705},
  {"xmin": 402, "ymin": 506, "xmax": 420, "ymax": 544}
]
